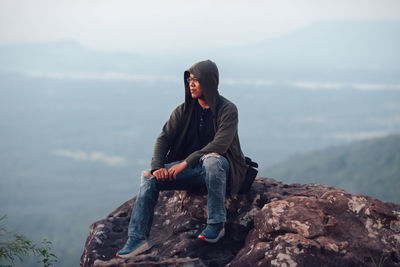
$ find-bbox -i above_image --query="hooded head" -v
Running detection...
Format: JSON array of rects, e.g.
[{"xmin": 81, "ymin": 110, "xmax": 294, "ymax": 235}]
[{"xmin": 184, "ymin": 59, "xmax": 220, "ymax": 113}]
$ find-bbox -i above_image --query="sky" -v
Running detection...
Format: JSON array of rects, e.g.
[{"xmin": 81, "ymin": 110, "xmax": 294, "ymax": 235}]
[{"xmin": 1, "ymin": 0, "xmax": 400, "ymax": 53}]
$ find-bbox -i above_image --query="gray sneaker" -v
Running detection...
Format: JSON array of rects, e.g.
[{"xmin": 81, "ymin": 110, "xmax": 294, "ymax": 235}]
[
  {"xmin": 198, "ymin": 223, "xmax": 225, "ymax": 243},
  {"xmin": 116, "ymin": 237, "xmax": 151, "ymax": 258}
]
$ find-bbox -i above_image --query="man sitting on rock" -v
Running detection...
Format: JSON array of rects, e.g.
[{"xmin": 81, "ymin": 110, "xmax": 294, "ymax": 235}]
[{"xmin": 116, "ymin": 59, "xmax": 248, "ymax": 258}]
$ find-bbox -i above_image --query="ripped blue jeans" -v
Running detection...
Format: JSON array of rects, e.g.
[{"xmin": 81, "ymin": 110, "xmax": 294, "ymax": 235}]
[{"xmin": 127, "ymin": 154, "xmax": 229, "ymax": 240}]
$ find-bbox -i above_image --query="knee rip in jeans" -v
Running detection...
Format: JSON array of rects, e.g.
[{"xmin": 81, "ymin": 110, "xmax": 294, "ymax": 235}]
[
  {"xmin": 201, "ymin": 153, "xmax": 223, "ymax": 173},
  {"xmin": 202, "ymin": 153, "xmax": 220, "ymax": 160},
  {"xmin": 141, "ymin": 170, "xmax": 153, "ymax": 186},
  {"xmin": 144, "ymin": 170, "xmax": 152, "ymax": 177}
]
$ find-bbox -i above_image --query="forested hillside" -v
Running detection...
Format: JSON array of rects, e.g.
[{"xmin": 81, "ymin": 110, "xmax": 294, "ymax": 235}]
[{"xmin": 264, "ymin": 135, "xmax": 400, "ymax": 203}]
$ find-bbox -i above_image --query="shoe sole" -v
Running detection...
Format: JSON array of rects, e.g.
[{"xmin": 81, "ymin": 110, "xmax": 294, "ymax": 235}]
[
  {"xmin": 198, "ymin": 227, "xmax": 225, "ymax": 243},
  {"xmin": 116, "ymin": 242, "xmax": 151, "ymax": 258}
]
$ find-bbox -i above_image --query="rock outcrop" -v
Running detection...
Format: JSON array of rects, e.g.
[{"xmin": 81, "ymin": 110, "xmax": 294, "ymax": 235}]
[{"xmin": 81, "ymin": 178, "xmax": 400, "ymax": 266}]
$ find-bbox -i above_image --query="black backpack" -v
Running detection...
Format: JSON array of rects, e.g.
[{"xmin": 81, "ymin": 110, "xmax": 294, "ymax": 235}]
[{"xmin": 239, "ymin": 157, "xmax": 258, "ymax": 194}]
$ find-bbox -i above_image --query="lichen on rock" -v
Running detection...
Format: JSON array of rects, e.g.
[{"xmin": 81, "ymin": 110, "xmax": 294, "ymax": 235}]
[{"xmin": 81, "ymin": 178, "xmax": 400, "ymax": 267}]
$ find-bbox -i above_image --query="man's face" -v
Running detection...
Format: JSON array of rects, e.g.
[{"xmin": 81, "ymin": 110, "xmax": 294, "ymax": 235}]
[{"xmin": 189, "ymin": 73, "xmax": 203, "ymax": 99}]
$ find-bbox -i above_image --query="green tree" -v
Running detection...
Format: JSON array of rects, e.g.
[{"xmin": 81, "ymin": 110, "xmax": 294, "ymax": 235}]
[{"xmin": 0, "ymin": 215, "xmax": 57, "ymax": 267}]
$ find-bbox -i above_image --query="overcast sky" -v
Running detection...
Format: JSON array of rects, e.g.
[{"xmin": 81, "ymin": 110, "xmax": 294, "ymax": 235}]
[{"xmin": 0, "ymin": 0, "xmax": 399, "ymax": 53}]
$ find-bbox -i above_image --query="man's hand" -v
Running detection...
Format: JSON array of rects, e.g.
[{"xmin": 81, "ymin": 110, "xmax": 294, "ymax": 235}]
[
  {"xmin": 153, "ymin": 168, "xmax": 169, "ymax": 181},
  {"xmin": 167, "ymin": 161, "xmax": 188, "ymax": 180}
]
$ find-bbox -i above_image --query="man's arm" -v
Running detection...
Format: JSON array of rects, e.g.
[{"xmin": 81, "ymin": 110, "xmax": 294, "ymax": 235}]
[{"xmin": 150, "ymin": 104, "xmax": 185, "ymax": 172}]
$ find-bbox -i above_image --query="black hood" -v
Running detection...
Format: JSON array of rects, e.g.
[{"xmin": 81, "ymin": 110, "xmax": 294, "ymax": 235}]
[{"xmin": 184, "ymin": 59, "xmax": 220, "ymax": 114}]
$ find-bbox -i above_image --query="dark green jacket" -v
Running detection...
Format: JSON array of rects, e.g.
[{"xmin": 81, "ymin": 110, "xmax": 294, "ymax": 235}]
[{"xmin": 150, "ymin": 60, "xmax": 247, "ymax": 196}]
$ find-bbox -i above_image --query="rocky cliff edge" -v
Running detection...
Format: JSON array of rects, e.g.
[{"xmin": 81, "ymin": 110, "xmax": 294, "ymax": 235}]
[{"xmin": 81, "ymin": 178, "xmax": 400, "ymax": 266}]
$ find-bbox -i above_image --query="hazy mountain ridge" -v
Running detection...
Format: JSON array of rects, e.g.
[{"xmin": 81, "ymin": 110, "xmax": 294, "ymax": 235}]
[
  {"xmin": 0, "ymin": 20, "xmax": 399, "ymax": 79},
  {"xmin": 231, "ymin": 20, "xmax": 400, "ymax": 70},
  {"xmin": 264, "ymin": 134, "xmax": 400, "ymax": 203}
]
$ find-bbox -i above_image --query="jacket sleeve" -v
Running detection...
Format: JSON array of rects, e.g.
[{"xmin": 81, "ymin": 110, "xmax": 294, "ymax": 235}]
[
  {"xmin": 150, "ymin": 104, "xmax": 184, "ymax": 171},
  {"xmin": 184, "ymin": 103, "xmax": 238, "ymax": 167}
]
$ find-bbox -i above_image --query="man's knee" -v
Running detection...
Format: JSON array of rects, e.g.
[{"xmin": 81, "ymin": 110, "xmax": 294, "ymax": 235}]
[
  {"xmin": 202, "ymin": 153, "xmax": 222, "ymax": 173},
  {"xmin": 203, "ymin": 153, "xmax": 220, "ymax": 159},
  {"xmin": 141, "ymin": 170, "xmax": 155, "ymax": 187}
]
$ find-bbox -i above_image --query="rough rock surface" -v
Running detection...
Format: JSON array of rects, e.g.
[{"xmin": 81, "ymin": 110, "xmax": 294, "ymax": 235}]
[{"xmin": 81, "ymin": 178, "xmax": 400, "ymax": 266}]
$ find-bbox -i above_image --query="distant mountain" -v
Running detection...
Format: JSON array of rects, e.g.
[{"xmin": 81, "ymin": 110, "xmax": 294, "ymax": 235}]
[
  {"xmin": 263, "ymin": 134, "xmax": 400, "ymax": 203},
  {"xmin": 0, "ymin": 40, "xmax": 153, "ymax": 73},
  {"xmin": 0, "ymin": 20, "xmax": 399, "ymax": 80},
  {"xmin": 225, "ymin": 21, "xmax": 400, "ymax": 72}
]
